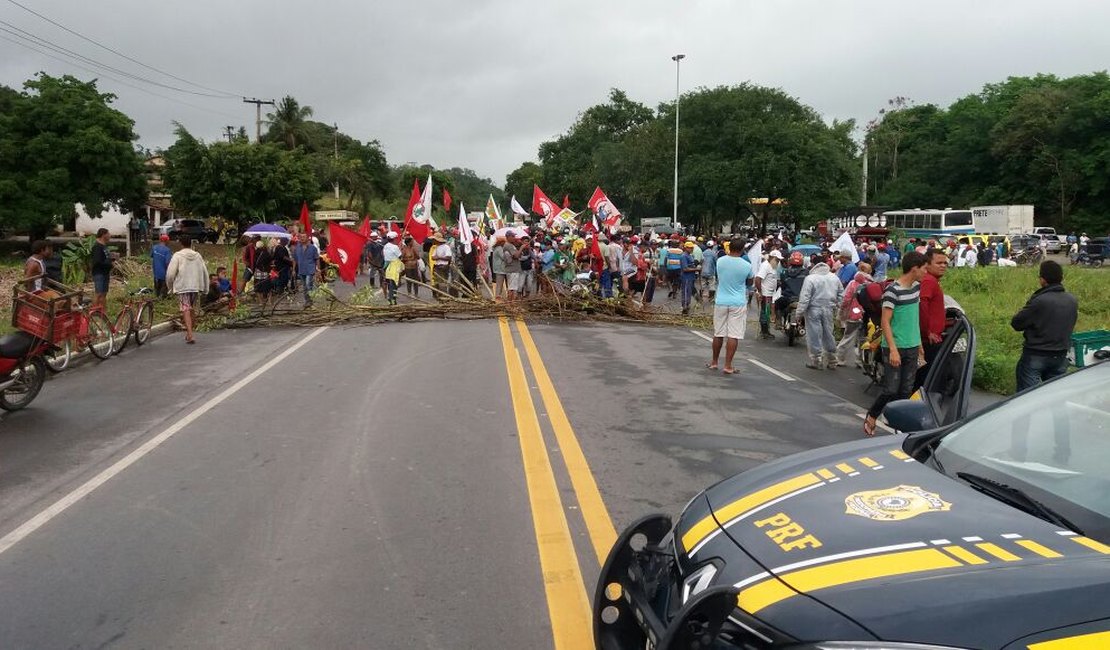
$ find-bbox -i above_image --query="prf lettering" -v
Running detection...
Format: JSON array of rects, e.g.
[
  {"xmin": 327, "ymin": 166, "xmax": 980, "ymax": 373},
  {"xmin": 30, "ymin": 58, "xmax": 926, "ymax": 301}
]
[{"xmin": 753, "ymin": 512, "xmax": 823, "ymax": 551}]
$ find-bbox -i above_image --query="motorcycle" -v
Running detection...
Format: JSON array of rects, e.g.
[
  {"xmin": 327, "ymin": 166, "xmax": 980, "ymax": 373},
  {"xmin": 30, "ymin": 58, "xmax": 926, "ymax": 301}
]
[
  {"xmin": 0, "ymin": 332, "xmax": 50, "ymax": 411},
  {"xmin": 778, "ymin": 300, "xmax": 804, "ymax": 347}
]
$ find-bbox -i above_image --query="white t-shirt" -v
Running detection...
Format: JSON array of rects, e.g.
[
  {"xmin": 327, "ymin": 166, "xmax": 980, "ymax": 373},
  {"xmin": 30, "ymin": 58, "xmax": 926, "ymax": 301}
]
[
  {"xmin": 383, "ymin": 242, "xmax": 402, "ymax": 262},
  {"xmin": 963, "ymin": 248, "xmax": 977, "ymax": 268},
  {"xmin": 434, "ymin": 243, "xmax": 453, "ymax": 266},
  {"xmin": 757, "ymin": 260, "xmax": 780, "ymax": 296}
]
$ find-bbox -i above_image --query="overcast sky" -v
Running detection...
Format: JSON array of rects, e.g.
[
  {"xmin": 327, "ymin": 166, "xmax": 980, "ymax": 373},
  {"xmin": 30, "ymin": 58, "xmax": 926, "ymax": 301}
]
[{"xmin": 3, "ymin": 0, "xmax": 1110, "ymax": 188}]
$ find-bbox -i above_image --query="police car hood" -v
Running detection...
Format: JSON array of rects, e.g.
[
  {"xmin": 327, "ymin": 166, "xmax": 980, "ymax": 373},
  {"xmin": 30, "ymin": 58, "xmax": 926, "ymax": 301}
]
[{"xmin": 693, "ymin": 437, "xmax": 1110, "ymax": 647}]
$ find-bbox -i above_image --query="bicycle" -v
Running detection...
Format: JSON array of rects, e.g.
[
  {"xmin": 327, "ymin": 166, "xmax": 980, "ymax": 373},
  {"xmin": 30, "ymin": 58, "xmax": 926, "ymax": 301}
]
[
  {"xmin": 69, "ymin": 301, "xmax": 115, "ymax": 362},
  {"xmin": 108, "ymin": 287, "xmax": 156, "ymax": 355}
]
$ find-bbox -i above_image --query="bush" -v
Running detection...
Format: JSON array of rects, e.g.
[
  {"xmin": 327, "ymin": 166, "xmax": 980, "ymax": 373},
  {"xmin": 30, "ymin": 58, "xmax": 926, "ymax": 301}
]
[{"xmin": 943, "ymin": 266, "xmax": 1110, "ymax": 395}]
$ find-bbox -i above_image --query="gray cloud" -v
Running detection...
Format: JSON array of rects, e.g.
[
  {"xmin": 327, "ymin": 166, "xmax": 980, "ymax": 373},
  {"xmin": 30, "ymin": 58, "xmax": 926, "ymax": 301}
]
[{"xmin": 3, "ymin": 0, "xmax": 1109, "ymax": 187}]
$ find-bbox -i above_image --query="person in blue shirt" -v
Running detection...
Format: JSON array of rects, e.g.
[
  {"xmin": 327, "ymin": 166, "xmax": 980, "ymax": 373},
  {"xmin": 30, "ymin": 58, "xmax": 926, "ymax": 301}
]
[
  {"xmin": 541, "ymin": 242, "xmax": 556, "ymax": 273},
  {"xmin": 708, "ymin": 236, "xmax": 755, "ymax": 374},
  {"xmin": 151, "ymin": 234, "xmax": 173, "ymax": 298},
  {"xmin": 873, "ymin": 244, "xmax": 891, "ymax": 281},
  {"xmin": 680, "ymin": 241, "xmax": 700, "ymax": 315},
  {"xmin": 291, "ymin": 232, "xmax": 320, "ymax": 308},
  {"xmin": 835, "ymin": 250, "xmax": 858, "ymax": 286}
]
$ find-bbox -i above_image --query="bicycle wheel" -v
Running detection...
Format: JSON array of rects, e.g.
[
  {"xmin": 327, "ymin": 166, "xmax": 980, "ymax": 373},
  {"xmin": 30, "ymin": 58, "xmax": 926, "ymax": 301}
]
[
  {"xmin": 44, "ymin": 338, "xmax": 72, "ymax": 373},
  {"xmin": 133, "ymin": 302, "xmax": 154, "ymax": 346},
  {"xmin": 0, "ymin": 356, "xmax": 46, "ymax": 411},
  {"xmin": 86, "ymin": 311, "xmax": 114, "ymax": 360},
  {"xmin": 112, "ymin": 308, "xmax": 134, "ymax": 355}
]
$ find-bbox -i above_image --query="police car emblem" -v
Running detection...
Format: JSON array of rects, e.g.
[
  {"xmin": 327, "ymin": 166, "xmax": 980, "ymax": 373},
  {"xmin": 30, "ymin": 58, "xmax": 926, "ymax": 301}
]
[{"xmin": 845, "ymin": 485, "xmax": 951, "ymax": 521}]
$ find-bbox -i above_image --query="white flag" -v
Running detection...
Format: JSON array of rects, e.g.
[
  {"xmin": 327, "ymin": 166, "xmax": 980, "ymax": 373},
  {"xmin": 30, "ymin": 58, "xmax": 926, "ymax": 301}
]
[
  {"xmin": 419, "ymin": 174, "xmax": 436, "ymax": 228},
  {"xmin": 746, "ymin": 238, "xmax": 763, "ymax": 267},
  {"xmin": 510, "ymin": 195, "xmax": 528, "ymax": 216},
  {"xmin": 831, "ymin": 231, "xmax": 859, "ymax": 263},
  {"xmin": 457, "ymin": 203, "xmax": 473, "ymax": 254}
]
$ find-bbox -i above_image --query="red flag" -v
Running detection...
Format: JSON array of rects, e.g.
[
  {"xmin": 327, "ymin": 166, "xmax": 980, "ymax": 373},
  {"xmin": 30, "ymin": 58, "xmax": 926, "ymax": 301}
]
[
  {"xmin": 357, "ymin": 216, "xmax": 372, "ymax": 238},
  {"xmin": 403, "ymin": 179, "xmax": 430, "ymax": 243},
  {"xmin": 299, "ymin": 201, "xmax": 312, "ymax": 235},
  {"xmin": 443, "ymin": 188, "xmax": 452, "ymax": 213},
  {"xmin": 582, "ymin": 210, "xmax": 601, "ymax": 234},
  {"xmin": 532, "ymin": 184, "xmax": 560, "ymax": 226},
  {"xmin": 589, "ymin": 235, "xmax": 604, "ymax": 273},
  {"xmin": 588, "ymin": 187, "xmax": 622, "ymax": 229},
  {"xmin": 326, "ymin": 222, "xmax": 368, "ymax": 284},
  {"xmin": 562, "ymin": 194, "xmax": 570, "ymax": 208},
  {"xmin": 389, "ymin": 222, "xmax": 402, "ymax": 238}
]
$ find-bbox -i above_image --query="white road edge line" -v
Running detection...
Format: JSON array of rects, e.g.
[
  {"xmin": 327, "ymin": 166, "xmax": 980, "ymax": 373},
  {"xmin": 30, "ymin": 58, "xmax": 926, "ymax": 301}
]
[
  {"xmin": 689, "ymin": 330, "xmax": 797, "ymax": 381},
  {"xmin": 689, "ymin": 329, "xmax": 713, "ymax": 342},
  {"xmin": 747, "ymin": 359, "xmax": 796, "ymax": 382},
  {"xmin": 0, "ymin": 326, "xmax": 329, "ymax": 557}
]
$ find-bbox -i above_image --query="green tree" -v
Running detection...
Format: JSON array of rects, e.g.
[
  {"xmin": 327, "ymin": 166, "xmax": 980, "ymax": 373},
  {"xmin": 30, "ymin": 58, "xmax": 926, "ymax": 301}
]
[
  {"xmin": 0, "ymin": 74, "xmax": 147, "ymax": 240},
  {"xmin": 538, "ymin": 88, "xmax": 654, "ymax": 205},
  {"xmin": 162, "ymin": 124, "xmax": 319, "ymax": 228},
  {"xmin": 442, "ymin": 167, "xmax": 503, "ymax": 210},
  {"xmin": 504, "ymin": 161, "xmax": 543, "ymax": 208},
  {"xmin": 264, "ymin": 96, "xmax": 314, "ymax": 150},
  {"xmin": 661, "ymin": 84, "xmax": 856, "ymax": 232}
]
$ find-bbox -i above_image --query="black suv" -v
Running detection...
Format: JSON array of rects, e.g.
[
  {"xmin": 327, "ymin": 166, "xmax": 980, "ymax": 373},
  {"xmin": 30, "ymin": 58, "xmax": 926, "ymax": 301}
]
[{"xmin": 158, "ymin": 219, "xmax": 217, "ymax": 242}]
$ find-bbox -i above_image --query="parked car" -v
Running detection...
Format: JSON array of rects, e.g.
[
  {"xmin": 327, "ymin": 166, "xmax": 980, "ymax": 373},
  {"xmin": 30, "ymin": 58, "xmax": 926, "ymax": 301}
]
[
  {"xmin": 594, "ymin": 337, "xmax": 1110, "ymax": 649},
  {"xmin": 155, "ymin": 219, "xmax": 218, "ymax": 243},
  {"xmin": 1038, "ymin": 233, "xmax": 1063, "ymax": 253}
]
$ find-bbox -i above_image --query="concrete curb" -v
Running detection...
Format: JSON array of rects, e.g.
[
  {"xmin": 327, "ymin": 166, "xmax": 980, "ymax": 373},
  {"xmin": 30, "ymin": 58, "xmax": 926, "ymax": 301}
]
[{"xmin": 59, "ymin": 320, "xmax": 177, "ymax": 372}]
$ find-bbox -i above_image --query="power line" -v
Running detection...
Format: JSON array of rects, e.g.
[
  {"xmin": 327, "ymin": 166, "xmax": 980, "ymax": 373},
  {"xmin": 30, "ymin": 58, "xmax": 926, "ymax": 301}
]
[
  {"xmin": 2, "ymin": 0, "xmax": 240, "ymax": 98},
  {"xmin": 0, "ymin": 31, "xmax": 244, "ymax": 122},
  {"xmin": 0, "ymin": 19, "xmax": 235, "ymax": 98}
]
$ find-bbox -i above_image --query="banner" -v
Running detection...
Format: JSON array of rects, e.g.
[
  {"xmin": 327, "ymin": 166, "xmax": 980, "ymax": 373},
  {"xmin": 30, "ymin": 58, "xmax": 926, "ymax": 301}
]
[{"xmin": 587, "ymin": 187, "xmax": 622, "ymax": 229}]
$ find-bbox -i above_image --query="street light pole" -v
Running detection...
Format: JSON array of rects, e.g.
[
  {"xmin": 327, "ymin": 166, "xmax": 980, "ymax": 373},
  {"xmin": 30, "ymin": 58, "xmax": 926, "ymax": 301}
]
[
  {"xmin": 333, "ymin": 122, "xmax": 340, "ymax": 200},
  {"xmin": 671, "ymin": 54, "xmax": 685, "ymax": 231}
]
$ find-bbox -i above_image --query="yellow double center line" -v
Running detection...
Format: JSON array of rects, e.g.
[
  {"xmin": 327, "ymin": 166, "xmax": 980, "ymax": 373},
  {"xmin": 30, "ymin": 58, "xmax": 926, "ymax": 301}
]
[{"xmin": 497, "ymin": 317, "xmax": 616, "ymax": 649}]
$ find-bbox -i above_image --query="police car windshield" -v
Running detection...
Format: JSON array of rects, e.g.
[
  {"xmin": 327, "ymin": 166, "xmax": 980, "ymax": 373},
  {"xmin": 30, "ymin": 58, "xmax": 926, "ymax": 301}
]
[{"xmin": 933, "ymin": 364, "xmax": 1110, "ymax": 539}]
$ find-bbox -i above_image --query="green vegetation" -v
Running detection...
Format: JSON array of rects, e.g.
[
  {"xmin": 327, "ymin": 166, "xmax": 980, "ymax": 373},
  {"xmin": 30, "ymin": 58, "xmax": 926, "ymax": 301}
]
[
  {"xmin": 508, "ymin": 87, "xmax": 857, "ymax": 232},
  {"xmin": 866, "ymin": 73, "xmax": 1110, "ymax": 234},
  {"xmin": 0, "ymin": 74, "xmax": 147, "ymax": 241},
  {"xmin": 943, "ymin": 266, "xmax": 1109, "ymax": 395}
]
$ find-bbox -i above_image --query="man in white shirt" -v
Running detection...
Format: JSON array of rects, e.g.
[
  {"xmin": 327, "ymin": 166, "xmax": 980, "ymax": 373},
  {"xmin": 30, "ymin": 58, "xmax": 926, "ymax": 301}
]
[
  {"xmin": 755, "ymin": 249, "xmax": 782, "ymax": 340},
  {"xmin": 432, "ymin": 234, "xmax": 453, "ymax": 298},
  {"xmin": 963, "ymin": 245, "xmax": 978, "ymax": 268}
]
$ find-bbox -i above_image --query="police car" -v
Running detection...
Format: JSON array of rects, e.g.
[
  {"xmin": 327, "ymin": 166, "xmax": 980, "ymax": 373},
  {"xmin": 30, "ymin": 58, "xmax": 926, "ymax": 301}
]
[{"xmin": 594, "ymin": 316, "xmax": 1110, "ymax": 649}]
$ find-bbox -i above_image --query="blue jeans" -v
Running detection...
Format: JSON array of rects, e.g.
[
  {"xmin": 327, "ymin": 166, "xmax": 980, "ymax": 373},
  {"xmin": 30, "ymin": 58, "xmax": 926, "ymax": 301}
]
[
  {"xmin": 868, "ymin": 347, "xmax": 920, "ymax": 418},
  {"xmin": 1015, "ymin": 351, "xmax": 1068, "ymax": 393},
  {"xmin": 600, "ymin": 269, "xmax": 613, "ymax": 297},
  {"xmin": 300, "ymin": 273, "xmax": 315, "ymax": 304},
  {"xmin": 680, "ymin": 273, "xmax": 696, "ymax": 308}
]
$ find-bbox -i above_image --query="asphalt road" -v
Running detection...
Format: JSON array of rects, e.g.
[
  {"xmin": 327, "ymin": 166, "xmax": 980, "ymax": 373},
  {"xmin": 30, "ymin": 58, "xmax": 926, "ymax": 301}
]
[{"xmin": 0, "ymin": 312, "xmax": 979, "ymax": 649}]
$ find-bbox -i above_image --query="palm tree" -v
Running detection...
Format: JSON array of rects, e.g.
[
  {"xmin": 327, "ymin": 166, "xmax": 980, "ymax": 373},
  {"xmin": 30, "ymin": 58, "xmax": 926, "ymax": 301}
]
[{"xmin": 265, "ymin": 96, "xmax": 313, "ymax": 149}]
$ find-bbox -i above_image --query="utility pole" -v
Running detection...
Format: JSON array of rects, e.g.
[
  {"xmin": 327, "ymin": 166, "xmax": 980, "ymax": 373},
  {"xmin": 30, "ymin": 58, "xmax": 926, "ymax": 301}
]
[
  {"xmin": 333, "ymin": 122, "xmax": 340, "ymax": 200},
  {"xmin": 242, "ymin": 97, "xmax": 276, "ymax": 143},
  {"xmin": 671, "ymin": 54, "xmax": 686, "ymax": 232},
  {"xmin": 224, "ymin": 125, "xmax": 235, "ymax": 143},
  {"xmin": 861, "ymin": 142, "xmax": 869, "ymax": 206}
]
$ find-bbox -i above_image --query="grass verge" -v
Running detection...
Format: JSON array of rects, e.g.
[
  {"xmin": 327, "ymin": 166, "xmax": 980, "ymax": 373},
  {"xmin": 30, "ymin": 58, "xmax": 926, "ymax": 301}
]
[{"xmin": 943, "ymin": 266, "xmax": 1109, "ymax": 395}]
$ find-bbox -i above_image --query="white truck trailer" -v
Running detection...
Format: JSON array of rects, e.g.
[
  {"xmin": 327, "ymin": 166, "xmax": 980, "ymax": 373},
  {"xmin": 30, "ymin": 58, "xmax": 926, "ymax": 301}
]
[{"xmin": 970, "ymin": 205, "xmax": 1034, "ymax": 234}]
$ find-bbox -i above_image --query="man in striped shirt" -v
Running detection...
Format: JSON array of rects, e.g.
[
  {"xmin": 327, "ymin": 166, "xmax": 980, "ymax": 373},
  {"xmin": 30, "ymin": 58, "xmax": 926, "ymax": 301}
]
[{"xmin": 864, "ymin": 251, "xmax": 928, "ymax": 436}]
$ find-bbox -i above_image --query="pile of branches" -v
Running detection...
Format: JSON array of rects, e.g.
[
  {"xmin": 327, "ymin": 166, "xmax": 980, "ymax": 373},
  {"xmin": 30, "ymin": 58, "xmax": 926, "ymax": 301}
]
[{"xmin": 214, "ymin": 276, "xmax": 710, "ymax": 331}]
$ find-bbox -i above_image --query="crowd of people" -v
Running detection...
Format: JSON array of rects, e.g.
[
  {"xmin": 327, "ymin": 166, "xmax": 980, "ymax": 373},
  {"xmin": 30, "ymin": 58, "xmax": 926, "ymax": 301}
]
[{"xmin": 19, "ymin": 222, "xmax": 1083, "ymax": 416}]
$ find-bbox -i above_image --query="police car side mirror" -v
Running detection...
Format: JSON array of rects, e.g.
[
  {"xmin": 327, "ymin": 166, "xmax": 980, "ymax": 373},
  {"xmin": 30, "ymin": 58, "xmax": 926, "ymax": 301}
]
[{"xmin": 883, "ymin": 399, "xmax": 936, "ymax": 433}]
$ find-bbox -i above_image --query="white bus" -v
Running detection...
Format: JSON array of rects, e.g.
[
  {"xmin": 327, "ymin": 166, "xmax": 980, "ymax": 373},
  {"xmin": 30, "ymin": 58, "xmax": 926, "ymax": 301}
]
[{"xmin": 881, "ymin": 209, "xmax": 974, "ymax": 238}]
